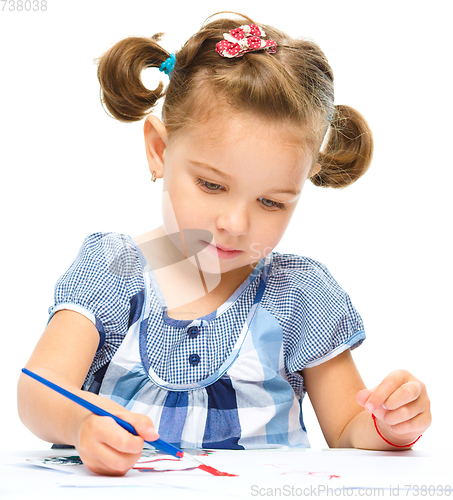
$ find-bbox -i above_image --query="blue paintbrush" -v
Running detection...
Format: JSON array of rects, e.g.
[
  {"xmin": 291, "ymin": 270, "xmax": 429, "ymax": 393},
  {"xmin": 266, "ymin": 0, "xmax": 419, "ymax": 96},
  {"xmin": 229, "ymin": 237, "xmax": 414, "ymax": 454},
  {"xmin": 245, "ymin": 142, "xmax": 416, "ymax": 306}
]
[{"xmin": 20, "ymin": 367, "xmax": 220, "ymax": 473}]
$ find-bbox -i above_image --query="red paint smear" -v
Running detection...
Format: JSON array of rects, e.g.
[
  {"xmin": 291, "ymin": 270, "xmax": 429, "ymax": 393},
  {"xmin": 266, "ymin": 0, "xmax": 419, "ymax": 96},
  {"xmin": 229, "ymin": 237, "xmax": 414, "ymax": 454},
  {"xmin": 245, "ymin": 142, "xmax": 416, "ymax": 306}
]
[
  {"xmin": 133, "ymin": 457, "xmax": 195, "ymax": 472},
  {"xmin": 134, "ymin": 467, "xmax": 197, "ymax": 473},
  {"xmin": 133, "ymin": 463, "xmax": 237, "ymax": 476},
  {"xmin": 135, "ymin": 458, "xmax": 181, "ymax": 464},
  {"xmin": 197, "ymin": 464, "xmax": 238, "ymax": 477},
  {"xmin": 132, "ymin": 454, "xmax": 237, "ymax": 477},
  {"xmin": 264, "ymin": 464, "xmax": 340, "ymax": 480}
]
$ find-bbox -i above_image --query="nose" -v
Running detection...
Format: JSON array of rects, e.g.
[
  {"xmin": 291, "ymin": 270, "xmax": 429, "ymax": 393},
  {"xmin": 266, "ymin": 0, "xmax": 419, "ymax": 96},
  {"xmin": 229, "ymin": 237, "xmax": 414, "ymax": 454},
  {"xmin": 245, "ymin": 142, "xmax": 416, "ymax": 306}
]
[{"xmin": 215, "ymin": 202, "xmax": 248, "ymax": 236}]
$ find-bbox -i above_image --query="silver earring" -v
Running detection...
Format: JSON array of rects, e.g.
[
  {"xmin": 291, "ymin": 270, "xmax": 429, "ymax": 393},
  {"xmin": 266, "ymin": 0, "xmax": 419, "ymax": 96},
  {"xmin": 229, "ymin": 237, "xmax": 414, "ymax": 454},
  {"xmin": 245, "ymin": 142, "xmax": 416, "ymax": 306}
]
[{"xmin": 151, "ymin": 170, "xmax": 157, "ymax": 182}]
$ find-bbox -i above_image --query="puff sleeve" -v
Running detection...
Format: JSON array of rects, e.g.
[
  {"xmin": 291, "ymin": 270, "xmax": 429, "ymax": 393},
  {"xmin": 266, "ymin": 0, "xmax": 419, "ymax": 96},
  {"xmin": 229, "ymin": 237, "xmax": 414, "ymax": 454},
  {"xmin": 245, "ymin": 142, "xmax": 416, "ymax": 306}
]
[
  {"xmin": 263, "ymin": 254, "xmax": 365, "ymax": 374},
  {"xmin": 47, "ymin": 232, "xmax": 144, "ymax": 384}
]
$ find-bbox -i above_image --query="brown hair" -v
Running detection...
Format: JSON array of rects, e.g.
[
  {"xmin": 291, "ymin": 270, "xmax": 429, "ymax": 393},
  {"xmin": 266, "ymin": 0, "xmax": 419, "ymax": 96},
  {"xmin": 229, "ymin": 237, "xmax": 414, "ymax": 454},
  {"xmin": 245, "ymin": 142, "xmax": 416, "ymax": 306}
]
[{"xmin": 97, "ymin": 12, "xmax": 373, "ymax": 188}]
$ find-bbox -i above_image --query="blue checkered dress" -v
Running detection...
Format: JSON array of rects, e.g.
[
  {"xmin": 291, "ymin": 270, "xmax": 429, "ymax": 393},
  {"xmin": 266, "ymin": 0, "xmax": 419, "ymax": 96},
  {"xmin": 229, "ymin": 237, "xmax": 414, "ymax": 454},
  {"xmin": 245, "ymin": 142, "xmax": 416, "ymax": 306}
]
[{"xmin": 49, "ymin": 232, "xmax": 365, "ymax": 449}]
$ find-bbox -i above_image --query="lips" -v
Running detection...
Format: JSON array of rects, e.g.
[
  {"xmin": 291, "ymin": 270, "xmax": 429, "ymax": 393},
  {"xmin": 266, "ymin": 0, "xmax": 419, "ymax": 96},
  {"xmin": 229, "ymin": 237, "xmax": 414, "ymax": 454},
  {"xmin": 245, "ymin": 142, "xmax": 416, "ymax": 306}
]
[
  {"xmin": 202, "ymin": 241, "xmax": 243, "ymax": 260},
  {"xmin": 215, "ymin": 244, "xmax": 240, "ymax": 252}
]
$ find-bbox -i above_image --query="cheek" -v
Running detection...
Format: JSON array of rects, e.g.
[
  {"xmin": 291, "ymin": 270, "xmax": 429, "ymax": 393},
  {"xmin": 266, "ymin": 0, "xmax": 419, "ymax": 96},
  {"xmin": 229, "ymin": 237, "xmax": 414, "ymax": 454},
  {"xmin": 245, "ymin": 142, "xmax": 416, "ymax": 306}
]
[
  {"xmin": 250, "ymin": 206, "xmax": 296, "ymax": 253},
  {"xmin": 162, "ymin": 170, "xmax": 190, "ymax": 222},
  {"xmin": 161, "ymin": 173, "xmax": 193, "ymax": 232},
  {"xmin": 163, "ymin": 184, "xmax": 208, "ymax": 231},
  {"xmin": 246, "ymin": 225, "xmax": 285, "ymax": 259}
]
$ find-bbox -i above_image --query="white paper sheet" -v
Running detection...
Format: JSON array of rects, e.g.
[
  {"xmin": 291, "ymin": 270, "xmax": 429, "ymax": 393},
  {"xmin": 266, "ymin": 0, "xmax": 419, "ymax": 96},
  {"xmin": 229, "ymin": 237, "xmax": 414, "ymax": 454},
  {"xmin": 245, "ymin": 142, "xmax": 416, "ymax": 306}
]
[{"xmin": 1, "ymin": 448, "xmax": 451, "ymax": 499}]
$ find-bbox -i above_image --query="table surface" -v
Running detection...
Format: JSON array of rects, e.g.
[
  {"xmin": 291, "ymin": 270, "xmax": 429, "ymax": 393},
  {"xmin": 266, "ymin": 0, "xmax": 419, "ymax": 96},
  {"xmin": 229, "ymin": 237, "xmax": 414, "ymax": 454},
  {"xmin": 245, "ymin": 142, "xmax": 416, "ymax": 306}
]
[{"xmin": 1, "ymin": 447, "xmax": 451, "ymax": 499}]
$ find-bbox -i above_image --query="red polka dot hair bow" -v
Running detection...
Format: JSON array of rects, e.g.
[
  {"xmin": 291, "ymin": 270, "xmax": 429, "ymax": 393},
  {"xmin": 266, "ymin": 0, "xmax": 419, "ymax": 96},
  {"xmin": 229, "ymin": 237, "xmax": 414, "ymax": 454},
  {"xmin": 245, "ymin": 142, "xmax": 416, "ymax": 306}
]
[{"xmin": 216, "ymin": 24, "xmax": 277, "ymax": 58}]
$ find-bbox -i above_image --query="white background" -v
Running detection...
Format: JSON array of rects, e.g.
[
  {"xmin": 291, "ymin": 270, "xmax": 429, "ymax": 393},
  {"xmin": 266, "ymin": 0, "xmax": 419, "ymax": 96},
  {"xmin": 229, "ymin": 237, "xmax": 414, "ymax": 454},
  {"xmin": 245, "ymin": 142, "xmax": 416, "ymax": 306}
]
[{"xmin": 0, "ymin": 0, "xmax": 451, "ymax": 453}]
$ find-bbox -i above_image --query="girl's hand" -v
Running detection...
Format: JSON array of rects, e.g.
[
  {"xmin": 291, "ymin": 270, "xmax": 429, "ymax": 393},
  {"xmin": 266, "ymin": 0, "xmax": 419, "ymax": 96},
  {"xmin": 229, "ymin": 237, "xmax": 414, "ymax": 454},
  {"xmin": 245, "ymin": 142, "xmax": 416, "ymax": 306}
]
[
  {"xmin": 356, "ymin": 370, "xmax": 432, "ymax": 447},
  {"xmin": 75, "ymin": 410, "xmax": 159, "ymax": 475}
]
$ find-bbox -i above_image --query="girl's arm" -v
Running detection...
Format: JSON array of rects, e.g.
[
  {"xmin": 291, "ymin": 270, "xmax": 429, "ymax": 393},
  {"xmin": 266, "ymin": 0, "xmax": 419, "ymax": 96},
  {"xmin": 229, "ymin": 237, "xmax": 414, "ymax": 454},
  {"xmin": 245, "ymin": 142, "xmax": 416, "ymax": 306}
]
[
  {"xmin": 17, "ymin": 310, "xmax": 158, "ymax": 475},
  {"xmin": 302, "ymin": 349, "xmax": 431, "ymax": 450}
]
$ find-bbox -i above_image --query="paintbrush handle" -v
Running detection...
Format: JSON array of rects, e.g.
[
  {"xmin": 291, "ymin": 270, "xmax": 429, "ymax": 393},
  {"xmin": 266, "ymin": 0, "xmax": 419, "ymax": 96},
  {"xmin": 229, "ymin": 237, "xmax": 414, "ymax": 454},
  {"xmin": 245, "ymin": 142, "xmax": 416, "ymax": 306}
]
[{"xmin": 21, "ymin": 368, "xmax": 183, "ymax": 459}]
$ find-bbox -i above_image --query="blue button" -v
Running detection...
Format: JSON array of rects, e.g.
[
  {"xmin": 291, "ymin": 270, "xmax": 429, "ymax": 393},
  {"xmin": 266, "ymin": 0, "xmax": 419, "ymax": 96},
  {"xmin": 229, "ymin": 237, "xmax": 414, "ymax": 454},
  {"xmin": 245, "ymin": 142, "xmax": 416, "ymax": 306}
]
[
  {"xmin": 187, "ymin": 326, "xmax": 199, "ymax": 338},
  {"xmin": 189, "ymin": 354, "xmax": 200, "ymax": 366}
]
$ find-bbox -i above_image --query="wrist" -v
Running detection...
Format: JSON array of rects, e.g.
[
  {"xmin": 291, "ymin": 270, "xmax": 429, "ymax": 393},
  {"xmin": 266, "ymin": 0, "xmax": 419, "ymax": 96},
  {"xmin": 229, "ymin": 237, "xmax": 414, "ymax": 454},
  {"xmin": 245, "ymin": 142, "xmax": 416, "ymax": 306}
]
[
  {"xmin": 372, "ymin": 414, "xmax": 422, "ymax": 448},
  {"xmin": 64, "ymin": 404, "xmax": 92, "ymax": 448}
]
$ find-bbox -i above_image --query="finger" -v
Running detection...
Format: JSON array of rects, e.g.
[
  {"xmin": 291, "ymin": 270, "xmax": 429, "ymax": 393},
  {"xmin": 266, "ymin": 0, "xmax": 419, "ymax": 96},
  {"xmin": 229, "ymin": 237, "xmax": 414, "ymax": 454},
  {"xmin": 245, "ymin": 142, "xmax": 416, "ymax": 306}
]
[
  {"xmin": 92, "ymin": 442, "xmax": 141, "ymax": 476},
  {"xmin": 120, "ymin": 412, "xmax": 159, "ymax": 442},
  {"xmin": 382, "ymin": 400, "xmax": 422, "ymax": 427},
  {"xmin": 383, "ymin": 380, "xmax": 423, "ymax": 411},
  {"xmin": 78, "ymin": 429, "xmax": 138, "ymax": 476},
  {"xmin": 386, "ymin": 411, "xmax": 432, "ymax": 437},
  {"xmin": 363, "ymin": 370, "xmax": 410, "ymax": 413},
  {"xmin": 93, "ymin": 416, "xmax": 144, "ymax": 455},
  {"xmin": 95, "ymin": 410, "xmax": 159, "ymax": 446},
  {"xmin": 105, "ymin": 420, "xmax": 145, "ymax": 455},
  {"xmin": 83, "ymin": 454, "xmax": 129, "ymax": 476},
  {"xmin": 356, "ymin": 389, "xmax": 373, "ymax": 407},
  {"xmin": 357, "ymin": 388, "xmax": 387, "ymax": 421}
]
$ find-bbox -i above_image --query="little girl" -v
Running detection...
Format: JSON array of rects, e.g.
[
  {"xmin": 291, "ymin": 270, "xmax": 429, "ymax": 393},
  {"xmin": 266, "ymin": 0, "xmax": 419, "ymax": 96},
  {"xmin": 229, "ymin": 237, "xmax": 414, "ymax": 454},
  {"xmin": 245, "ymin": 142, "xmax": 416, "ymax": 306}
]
[{"xmin": 17, "ymin": 12, "xmax": 431, "ymax": 476}]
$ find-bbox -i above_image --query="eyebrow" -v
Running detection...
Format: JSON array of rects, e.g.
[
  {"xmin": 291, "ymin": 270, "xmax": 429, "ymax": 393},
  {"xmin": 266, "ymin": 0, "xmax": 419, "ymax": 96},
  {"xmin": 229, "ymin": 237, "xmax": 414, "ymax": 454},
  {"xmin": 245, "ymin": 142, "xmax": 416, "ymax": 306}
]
[
  {"xmin": 267, "ymin": 187, "xmax": 301, "ymax": 196},
  {"xmin": 189, "ymin": 160, "xmax": 301, "ymax": 196},
  {"xmin": 189, "ymin": 160, "xmax": 232, "ymax": 181}
]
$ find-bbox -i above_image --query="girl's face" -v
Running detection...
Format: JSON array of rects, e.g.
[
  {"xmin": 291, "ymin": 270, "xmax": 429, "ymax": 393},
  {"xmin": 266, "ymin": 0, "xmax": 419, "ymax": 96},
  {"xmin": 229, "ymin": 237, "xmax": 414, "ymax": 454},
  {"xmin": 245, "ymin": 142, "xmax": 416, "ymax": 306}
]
[{"xmin": 160, "ymin": 113, "xmax": 316, "ymax": 279}]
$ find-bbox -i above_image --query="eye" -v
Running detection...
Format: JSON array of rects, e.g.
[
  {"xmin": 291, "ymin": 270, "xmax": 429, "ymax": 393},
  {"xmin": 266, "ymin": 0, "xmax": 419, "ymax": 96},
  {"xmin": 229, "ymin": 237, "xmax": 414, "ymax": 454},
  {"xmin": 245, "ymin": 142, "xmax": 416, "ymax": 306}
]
[
  {"xmin": 196, "ymin": 179, "xmax": 223, "ymax": 192},
  {"xmin": 259, "ymin": 198, "xmax": 286, "ymax": 211}
]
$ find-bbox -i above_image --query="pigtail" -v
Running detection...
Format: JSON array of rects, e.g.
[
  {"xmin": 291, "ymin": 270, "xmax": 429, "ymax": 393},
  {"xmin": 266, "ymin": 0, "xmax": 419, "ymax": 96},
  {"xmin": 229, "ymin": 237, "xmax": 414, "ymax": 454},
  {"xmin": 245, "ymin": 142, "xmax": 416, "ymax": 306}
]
[
  {"xmin": 97, "ymin": 33, "xmax": 170, "ymax": 122},
  {"xmin": 95, "ymin": 12, "xmax": 375, "ymax": 187},
  {"xmin": 311, "ymin": 105, "xmax": 374, "ymax": 188}
]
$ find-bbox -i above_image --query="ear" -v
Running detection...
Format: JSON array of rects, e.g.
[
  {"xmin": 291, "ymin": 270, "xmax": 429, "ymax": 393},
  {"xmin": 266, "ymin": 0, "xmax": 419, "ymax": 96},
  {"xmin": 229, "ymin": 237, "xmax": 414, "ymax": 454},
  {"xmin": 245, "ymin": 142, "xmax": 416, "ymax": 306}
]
[
  {"xmin": 309, "ymin": 163, "xmax": 322, "ymax": 178},
  {"xmin": 144, "ymin": 115, "xmax": 168, "ymax": 179}
]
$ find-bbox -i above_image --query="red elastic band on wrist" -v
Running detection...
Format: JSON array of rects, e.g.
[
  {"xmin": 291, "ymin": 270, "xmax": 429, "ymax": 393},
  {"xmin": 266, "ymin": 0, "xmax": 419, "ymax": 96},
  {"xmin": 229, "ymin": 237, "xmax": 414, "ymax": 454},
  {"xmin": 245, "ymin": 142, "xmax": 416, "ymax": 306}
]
[{"xmin": 372, "ymin": 414, "xmax": 422, "ymax": 448}]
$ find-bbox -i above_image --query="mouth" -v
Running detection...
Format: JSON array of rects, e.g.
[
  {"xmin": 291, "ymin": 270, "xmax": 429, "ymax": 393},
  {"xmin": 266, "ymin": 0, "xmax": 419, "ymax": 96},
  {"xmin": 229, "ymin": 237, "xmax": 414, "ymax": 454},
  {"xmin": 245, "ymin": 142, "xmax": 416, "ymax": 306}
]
[
  {"xmin": 216, "ymin": 244, "xmax": 239, "ymax": 252},
  {"xmin": 202, "ymin": 241, "xmax": 244, "ymax": 260}
]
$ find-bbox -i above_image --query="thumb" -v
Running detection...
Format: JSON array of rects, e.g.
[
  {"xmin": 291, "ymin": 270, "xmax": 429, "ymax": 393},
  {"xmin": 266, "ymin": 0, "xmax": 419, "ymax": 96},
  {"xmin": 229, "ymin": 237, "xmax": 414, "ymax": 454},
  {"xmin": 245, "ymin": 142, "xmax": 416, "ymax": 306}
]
[
  {"xmin": 356, "ymin": 388, "xmax": 374, "ymax": 407},
  {"xmin": 120, "ymin": 411, "xmax": 159, "ymax": 442}
]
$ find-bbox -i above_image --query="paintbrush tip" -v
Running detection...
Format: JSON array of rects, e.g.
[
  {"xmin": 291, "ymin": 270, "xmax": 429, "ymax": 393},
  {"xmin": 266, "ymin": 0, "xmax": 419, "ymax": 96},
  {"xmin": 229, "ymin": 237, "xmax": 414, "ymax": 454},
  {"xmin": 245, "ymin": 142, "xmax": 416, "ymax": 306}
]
[{"xmin": 181, "ymin": 453, "xmax": 204, "ymax": 466}]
